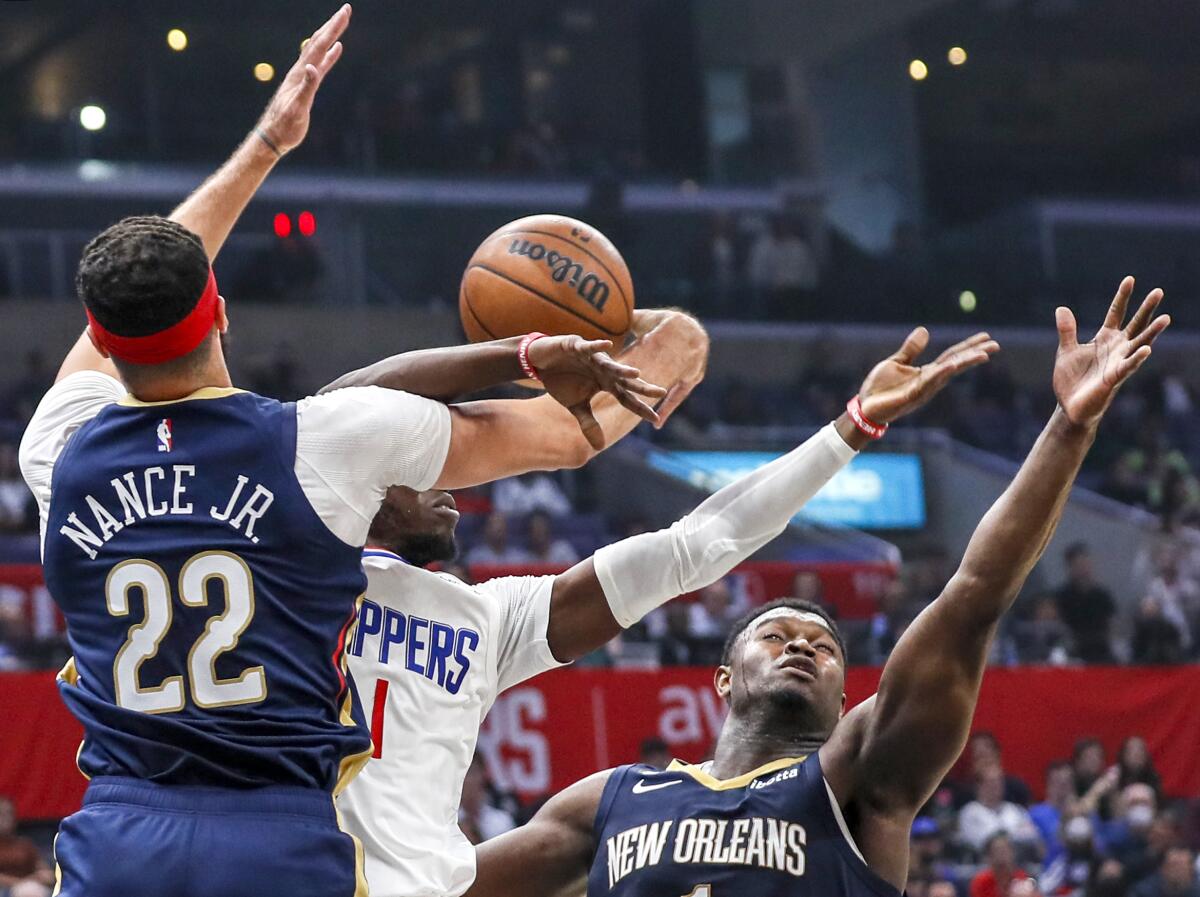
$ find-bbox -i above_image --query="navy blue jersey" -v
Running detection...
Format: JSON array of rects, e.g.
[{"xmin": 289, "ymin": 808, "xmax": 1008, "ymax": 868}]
[
  {"xmin": 589, "ymin": 754, "xmax": 900, "ymax": 897},
  {"xmin": 41, "ymin": 389, "xmax": 371, "ymax": 792}
]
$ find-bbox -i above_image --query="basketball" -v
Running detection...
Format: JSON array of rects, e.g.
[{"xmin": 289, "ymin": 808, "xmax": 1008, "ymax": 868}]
[{"xmin": 459, "ymin": 214, "xmax": 635, "ymax": 343}]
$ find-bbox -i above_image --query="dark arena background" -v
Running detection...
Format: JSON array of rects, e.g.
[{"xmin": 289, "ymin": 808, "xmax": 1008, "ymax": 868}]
[{"xmin": 3, "ymin": 3, "xmax": 1200, "ymax": 896}]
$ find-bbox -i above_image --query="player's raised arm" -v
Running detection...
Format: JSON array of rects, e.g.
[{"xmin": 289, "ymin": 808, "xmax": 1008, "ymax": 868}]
[
  {"xmin": 170, "ymin": 4, "xmax": 350, "ymax": 260},
  {"xmin": 541, "ymin": 328, "xmax": 998, "ymax": 662},
  {"xmin": 54, "ymin": 5, "xmax": 350, "ymax": 384},
  {"xmin": 466, "ymin": 772, "xmax": 611, "ymax": 897},
  {"xmin": 821, "ymin": 278, "xmax": 1169, "ymax": 882}
]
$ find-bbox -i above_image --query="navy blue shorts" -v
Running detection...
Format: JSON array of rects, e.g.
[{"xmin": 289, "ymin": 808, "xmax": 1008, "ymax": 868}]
[{"xmin": 54, "ymin": 777, "xmax": 364, "ymax": 897}]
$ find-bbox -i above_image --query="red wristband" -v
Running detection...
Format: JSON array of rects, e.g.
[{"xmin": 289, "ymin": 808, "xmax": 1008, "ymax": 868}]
[
  {"xmin": 518, "ymin": 332, "xmax": 547, "ymax": 381},
  {"xmin": 846, "ymin": 395, "xmax": 888, "ymax": 440}
]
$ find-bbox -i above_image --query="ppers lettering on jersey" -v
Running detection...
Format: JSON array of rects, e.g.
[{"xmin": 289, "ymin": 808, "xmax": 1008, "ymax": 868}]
[{"xmin": 588, "ymin": 754, "xmax": 900, "ymax": 897}]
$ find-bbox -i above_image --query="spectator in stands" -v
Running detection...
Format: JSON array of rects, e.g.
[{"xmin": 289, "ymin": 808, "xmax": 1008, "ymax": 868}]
[
  {"xmin": 747, "ymin": 215, "xmax": 819, "ymax": 319},
  {"xmin": 1132, "ymin": 596, "xmax": 1187, "ymax": 664},
  {"xmin": 459, "ymin": 754, "xmax": 515, "ymax": 845},
  {"xmin": 969, "ymin": 833, "xmax": 1030, "ymax": 897},
  {"xmin": 441, "ymin": 561, "xmax": 474, "ymax": 585},
  {"xmin": 791, "ymin": 570, "xmax": 826, "ymax": 606},
  {"xmin": 1055, "ymin": 544, "xmax": 1116, "ymax": 663},
  {"xmin": 1031, "ymin": 761, "xmax": 1076, "ymax": 863},
  {"xmin": 1132, "ymin": 846, "xmax": 1200, "ymax": 897},
  {"xmin": 1113, "ymin": 809, "xmax": 1180, "ymax": 888},
  {"xmin": 1100, "ymin": 783, "xmax": 1157, "ymax": 854},
  {"xmin": 524, "ymin": 511, "xmax": 579, "ymax": 566},
  {"xmin": 959, "ymin": 766, "xmax": 1042, "ymax": 856},
  {"xmin": 909, "ymin": 817, "xmax": 959, "ymax": 888},
  {"xmin": 1, "ymin": 350, "xmax": 50, "ymax": 426},
  {"xmin": 491, "ymin": 473, "xmax": 571, "ymax": 517},
  {"xmin": 687, "ymin": 579, "xmax": 747, "ymax": 641},
  {"xmin": 465, "ymin": 513, "xmax": 533, "ymax": 566},
  {"xmin": 929, "ymin": 881, "xmax": 959, "ymax": 897},
  {"xmin": 0, "ymin": 443, "xmax": 34, "ymax": 534},
  {"xmin": 654, "ymin": 601, "xmax": 699, "ymax": 666},
  {"xmin": 1116, "ymin": 737, "xmax": 1162, "ymax": 795},
  {"xmin": 638, "ymin": 738, "xmax": 671, "ymax": 770},
  {"xmin": 1143, "ymin": 544, "xmax": 1199, "ymax": 651},
  {"xmin": 1040, "ymin": 811, "xmax": 1101, "ymax": 896},
  {"xmin": 1088, "ymin": 858, "xmax": 1128, "ymax": 897},
  {"xmin": 869, "ymin": 578, "xmax": 918, "ymax": 664},
  {"xmin": 965, "ymin": 732, "xmax": 1034, "ymax": 807},
  {"xmin": 1015, "ymin": 595, "xmax": 1073, "ymax": 665},
  {"xmin": 0, "ymin": 794, "xmax": 53, "ymax": 897}
]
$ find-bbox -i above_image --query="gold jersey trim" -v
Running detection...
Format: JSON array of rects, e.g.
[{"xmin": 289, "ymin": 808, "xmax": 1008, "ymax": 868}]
[
  {"xmin": 666, "ymin": 755, "xmax": 807, "ymax": 791},
  {"xmin": 118, "ymin": 386, "xmax": 244, "ymax": 407}
]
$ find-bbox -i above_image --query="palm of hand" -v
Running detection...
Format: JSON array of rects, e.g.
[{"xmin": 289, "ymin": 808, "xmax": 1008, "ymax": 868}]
[
  {"xmin": 857, "ymin": 330, "xmax": 998, "ymax": 424},
  {"xmin": 1050, "ymin": 279, "xmax": 1168, "ymax": 427},
  {"xmin": 1052, "ymin": 330, "xmax": 1127, "ymax": 426}
]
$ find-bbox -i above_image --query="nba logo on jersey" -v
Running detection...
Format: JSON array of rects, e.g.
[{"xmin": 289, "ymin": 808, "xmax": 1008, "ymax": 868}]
[{"xmin": 157, "ymin": 418, "xmax": 173, "ymax": 452}]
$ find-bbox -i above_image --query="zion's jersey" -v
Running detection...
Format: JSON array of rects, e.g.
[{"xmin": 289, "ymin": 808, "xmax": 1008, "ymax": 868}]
[
  {"xmin": 338, "ymin": 550, "xmax": 565, "ymax": 897},
  {"xmin": 41, "ymin": 389, "xmax": 370, "ymax": 791},
  {"xmin": 589, "ymin": 754, "xmax": 900, "ymax": 897}
]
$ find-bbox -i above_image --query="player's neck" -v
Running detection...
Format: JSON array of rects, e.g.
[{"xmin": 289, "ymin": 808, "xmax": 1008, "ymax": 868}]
[
  {"xmin": 128, "ymin": 357, "xmax": 234, "ymax": 403},
  {"xmin": 707, "ymin": 710, "xmax": 828, "ymax": 781}
]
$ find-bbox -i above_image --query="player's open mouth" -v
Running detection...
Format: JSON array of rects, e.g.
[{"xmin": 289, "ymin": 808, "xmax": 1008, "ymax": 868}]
[{"xmin": 779, "ymin": 658, "xmax": 817, "ymax": 680}]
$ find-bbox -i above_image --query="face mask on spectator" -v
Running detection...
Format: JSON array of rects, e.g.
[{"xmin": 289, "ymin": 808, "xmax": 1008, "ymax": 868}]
[
  {"xmin": 1064, "ymin": 815, "xmax": 1093, "ymax": 849},
  {"xmin": 1125, "ymin": 803, "xmax": 1154, "ymax": 830}
]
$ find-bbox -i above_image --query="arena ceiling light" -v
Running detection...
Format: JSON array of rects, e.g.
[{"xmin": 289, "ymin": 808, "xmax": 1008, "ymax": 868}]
[
  {"xmin": 79, "ymin": 105, "xmax": 107, "ymax": 131},
  {"xmin": 167, "ymin": 29, "xmax": 188, "ymax": 51},
  {"xmin": 254, "ymin": 62, "xmax": 275, "ymax": 82},
  {"xmin": 948, "ymin": 46, "xmax": 967, "ymax": 66},
  {"xmin": 909, "ymin": 59, "xmax": 929, "ymax": 81}
]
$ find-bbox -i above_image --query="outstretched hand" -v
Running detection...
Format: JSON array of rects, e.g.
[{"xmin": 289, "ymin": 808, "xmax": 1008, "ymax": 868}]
[
  {"xmin": 256, "ymin": 4, "xmax": 352, "ymax": 155},
  {"xmin": 528, "ymin": 336, "xmax": 668, "ymax": 450},
  {"xmin": 1053, "ymin": 277, "xmax": 1170, "ymax": 427},
  {"xmin": 858, "ymin": 329, "xmax": 999, "ymax": 424}
]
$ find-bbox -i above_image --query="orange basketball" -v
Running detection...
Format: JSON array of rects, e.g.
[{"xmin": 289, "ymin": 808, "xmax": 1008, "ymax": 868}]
[{"xmin": 459, "ymin": 214, "xmax": 634, "ymax": 343}]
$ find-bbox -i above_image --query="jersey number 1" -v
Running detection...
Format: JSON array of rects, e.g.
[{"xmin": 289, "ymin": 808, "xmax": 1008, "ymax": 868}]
[{"xmin": 105, "ymin": 551, "xmax": 267, "ymax": 712}]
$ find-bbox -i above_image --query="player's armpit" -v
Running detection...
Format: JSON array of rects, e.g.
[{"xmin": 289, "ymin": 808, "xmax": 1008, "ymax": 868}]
[{"xmin": 466, "ymin": 771, "xmax": 609, "ymax": 897}]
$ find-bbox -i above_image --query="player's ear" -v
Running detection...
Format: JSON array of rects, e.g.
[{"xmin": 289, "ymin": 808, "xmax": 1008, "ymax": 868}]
[
  {"xmin": 85, "ymin": 325, "xmax": 111, "ymax": 358},
  {"xmin": 215, "ymin": 296, "xmax": 229, "ymax": 333},
  {"xmin": 714, "ymin": 664, "xmax": 732, "ymax": 700},
  {"xmin": 839, "ymin": 692, "xmax": 847, "ymax": 719}
]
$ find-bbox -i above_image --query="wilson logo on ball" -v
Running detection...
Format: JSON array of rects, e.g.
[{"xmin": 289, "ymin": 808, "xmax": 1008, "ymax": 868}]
[{"xmin": 507, "ymin": 239, "xmax": 610, "ymax": 312}]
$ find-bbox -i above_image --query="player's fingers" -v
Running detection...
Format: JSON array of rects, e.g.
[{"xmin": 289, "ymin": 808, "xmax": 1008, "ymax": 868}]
[
  {"xmin": 1102, "ymin": 276, "xmax": 1135, "ymax": 330},
  {"xmin": 294, "ymin": 64, "xmax": 321, "ymax": 104},
  {"xmin": 307, "ymin": 4, "xmax": 352, "ymax": 59},
  {"xmin": 621, "ymin": 376, "xmax": 668, "ymax": 399},
  {"xmin": 934, "ymin": 332, "xmax": 992, "ymax": 364},
  {"xmin": 575, "ymin": 338, "xmax": 615, "ymax": 355},
  {"xmin": 613, "ymin": 385, "xmax": 662, "ymax": 424},
  {"xmin": 1128, "ymin": 314, "xmax": 1170, "ymax": 352},
  {"xmin": 569, "ymin": 401, "xmax": 606, "ymax": 450},
  {"xmin": 318, "ymin": 41, "xmax": 344, "ymax": 76},
  {"xmin": 1124, "ymin": 288, "xmax": 1164, "ymax": 337},
  {"xmin": 891, "ymin": 326, "xmax": 929, "ymax": 364},
  {"xmin": 1055, "ymin": 307, "xmax": 1078, "ymax": 350},
  {"xmin": 1116, "ymin": 346, "xmax": 1153, "ymax": 381}
]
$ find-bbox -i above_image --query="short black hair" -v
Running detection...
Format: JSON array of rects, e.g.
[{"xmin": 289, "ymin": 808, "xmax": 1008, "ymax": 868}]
[
  {"xmin": 76, "ymin": 216, "xmax": 209, "ymax": 337},
  {"xmin": 720, "ymin": 597, "xmax": 846, "ymax": 667}
]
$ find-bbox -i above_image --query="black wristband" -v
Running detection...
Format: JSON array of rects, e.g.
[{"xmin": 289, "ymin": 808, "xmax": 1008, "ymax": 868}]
[{"xmin": 254, "ymin": 127, "xmax": 283, "ymax": 158}]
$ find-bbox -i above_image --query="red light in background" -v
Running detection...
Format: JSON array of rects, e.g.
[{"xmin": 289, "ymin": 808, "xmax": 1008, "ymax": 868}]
[
  {"xmin": 273, "ymin": 213, "xmax": 292, "ymax": 238},
  {"xmin": 298, "ymin": 210, "xmax": 316, "ymax": 237}
]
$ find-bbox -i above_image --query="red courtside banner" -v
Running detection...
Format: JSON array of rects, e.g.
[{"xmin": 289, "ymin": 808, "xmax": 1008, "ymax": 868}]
[{"xmin": 4, "ymin": 665, "xmax": 1200, "ymax": 820}]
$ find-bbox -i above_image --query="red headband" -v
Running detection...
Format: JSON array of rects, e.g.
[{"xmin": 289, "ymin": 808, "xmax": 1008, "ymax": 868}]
[{"xmin": 87, "ymin": 268, "xmax": 220, "ymax": 365}]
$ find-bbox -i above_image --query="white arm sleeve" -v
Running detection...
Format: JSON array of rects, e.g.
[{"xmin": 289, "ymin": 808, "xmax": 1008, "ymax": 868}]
[
  {"xmin": 594, "ymin": 423, "xmax": 857, "ymax": 627},
  {"xmin": 18, "ymin": 371, "xmax": 127, "ymax": 547},
  {"xmin": 294, "ymin": 386, "xmax": 452, "ymax": 546},
  {"xmin": 480, "ymin": 575, "xmax": 568, "ymax": 693}
]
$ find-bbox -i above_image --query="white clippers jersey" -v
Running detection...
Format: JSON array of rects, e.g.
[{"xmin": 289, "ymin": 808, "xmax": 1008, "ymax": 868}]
[{"xmin": 337, "ymin": 549, "xmax": 567, "ymax": 897}]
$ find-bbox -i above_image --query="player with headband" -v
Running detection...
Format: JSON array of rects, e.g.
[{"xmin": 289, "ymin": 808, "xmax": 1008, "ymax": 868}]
[
  {"xmin": 16, "ymin": 7, "xmax": 701, "ymax": 897},
  {"xmin": 461, "ymin": 279, "xmax": 1168, "ymax": 897},
  {"xmin": 332, "ymin": 322, "xmax": 998, "ymax": 897}
]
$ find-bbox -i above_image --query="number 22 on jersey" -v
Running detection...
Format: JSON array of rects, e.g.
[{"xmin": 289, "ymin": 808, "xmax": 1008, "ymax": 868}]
[{"xmin": 105, "ymin": 550, "xmax": 267, "ymax": 713}]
